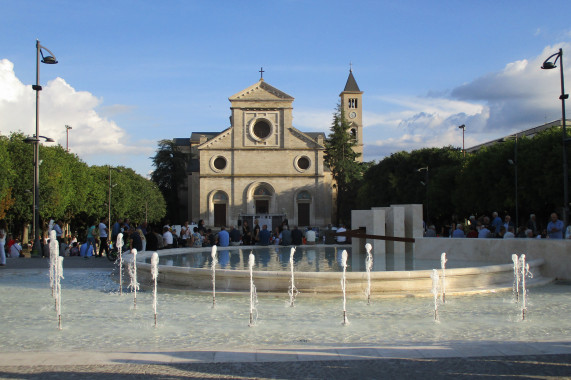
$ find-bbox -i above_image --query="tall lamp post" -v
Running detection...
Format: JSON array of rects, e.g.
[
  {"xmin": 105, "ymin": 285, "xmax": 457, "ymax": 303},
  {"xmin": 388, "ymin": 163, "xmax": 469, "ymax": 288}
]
[
  {"xmin": 418, "ymin": 166, "xmax": 429, "ymax": 224},
  {"xmin": 458, "ymin": 124, "xmax": 466, "ymax": 157},
  {"xmin": 65, "ymin": 125, "xmax": 72, "ymax": 152},
  {"xmin": 504, "ymin": 135, "xmax": 518, "ymax": 227},
  {"xmin": 31, "ymin": 40, "xmax": 58, "ymax": 256},
  {"xmin": 542, "ymin": 48, "xmax": 569, "ymax": 227}
]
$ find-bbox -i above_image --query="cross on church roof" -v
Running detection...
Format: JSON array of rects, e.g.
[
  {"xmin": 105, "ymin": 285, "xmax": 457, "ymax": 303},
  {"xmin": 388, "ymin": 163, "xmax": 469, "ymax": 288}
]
[{"xmin": 259, "ymin": 67, "xmax": 264, "ymax": 79}]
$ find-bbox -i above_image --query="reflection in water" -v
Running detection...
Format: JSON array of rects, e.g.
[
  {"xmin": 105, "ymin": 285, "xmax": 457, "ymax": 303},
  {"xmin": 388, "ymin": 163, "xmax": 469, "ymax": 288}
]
[
  {"xmin": 149, "ymin": 247, "xmax": 488, "ymax": 273},
  {"xmin": 218, "ymin": 250, "xmax": 230, "ymax": 269}
]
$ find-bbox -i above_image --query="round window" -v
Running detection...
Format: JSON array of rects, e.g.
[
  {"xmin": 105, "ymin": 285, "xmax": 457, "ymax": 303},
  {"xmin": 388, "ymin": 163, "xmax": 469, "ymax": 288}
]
[
  {"xmin": 213, "ymin": 156, "xmax": 227, "ymax": 170},
  {"xmin": 297, "ymin": 156, "xmax": 310, "ymax": 170},
  {"xmin": 253, "ymin": 119, "xmax": 272, "ymax": 139}
]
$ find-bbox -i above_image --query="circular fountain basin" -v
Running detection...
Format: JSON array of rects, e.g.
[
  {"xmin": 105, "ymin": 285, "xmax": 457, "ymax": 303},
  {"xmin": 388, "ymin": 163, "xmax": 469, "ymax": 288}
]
[
  {"xmin": 130, "ymin": 246, "xmax": 550, "ymax": 297},
  {"xmin": 0, "ymin": 268, "xmax": 569, "ymax": 354}
]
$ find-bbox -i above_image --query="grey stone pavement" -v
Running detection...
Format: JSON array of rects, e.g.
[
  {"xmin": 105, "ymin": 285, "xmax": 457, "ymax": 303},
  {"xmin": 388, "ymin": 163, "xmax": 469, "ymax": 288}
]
[{"xmin": 1, "ymin": 257, "xmax": 571, "ymax": 379}]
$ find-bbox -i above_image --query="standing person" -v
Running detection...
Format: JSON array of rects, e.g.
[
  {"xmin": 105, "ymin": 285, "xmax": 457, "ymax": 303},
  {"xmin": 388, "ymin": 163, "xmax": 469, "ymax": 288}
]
[
  {"xmin": 547, "ymin": 212, "xmax": 564, "ymax": 239},
  {"xmin": 0, "ymin": 220, "xmax": 6, "ymax": 266},
  {"xmin": 86, "ymin": 220, "xmax": 97, "ymax": 252},
  {"xmin": 98, "ymin": 217, "xmax": 109, "ymax": 258},
  {"xmin": 191, "ymin": 227, "xmax": 202, "ymax": 248},
  {"xmin": 130, "ymin": 226, "xmax": 143, "ymax": 251},
  {"xmin": 258, "ymin": 225, "xmax": 271, "ymax": 246},
  {"xmin": 162, "ymin": 226, "xmax": 173, "ymax": 249},
  {"xmin": 53, "ymin": 220, "xmax": 64, "ymax": 245},
  {"xmin": 253, "ymin": 219, "xmax": 260, "ymax": 244},
  {"xmin": 526, "ymin": 214, "xmax": 539, "ymax": 236},
  {"xmin": 242, "ymin": 221, "xmax": 252, "ymax": 245},
  {"xmin": 111, "ymin": 218, "xmax": 123, "ymax": 246},
  {"xmin": 491, "ymin": 212, "xmax": 502, "ymax": 237},
  {"xmin": 181, "ymin": 221, "xmax": 191, "ymax": 247}
]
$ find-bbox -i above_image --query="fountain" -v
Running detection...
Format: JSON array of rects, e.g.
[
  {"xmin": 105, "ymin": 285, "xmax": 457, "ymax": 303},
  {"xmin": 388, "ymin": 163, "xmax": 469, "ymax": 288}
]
[
  {"xmin": 128, "ymin": 249, "xmax": 139, "ymax": 308},
  {"xmin": 430, "ymin": 269, "xmax": 439, "ymax": 322},
  {"xmin": 151, "ymin": 252, "xmax": 159, "ymax": 328},
  {"xmin": 211, "ymin": 245, "xmax": 217, "ymax": 308},
  {"xmin": 248, "ymin": 252, "xmax": 258, "ymax": 327},
  {"xmin": 440, "ymin": 252, "xmax": 447, "ymax": 303},
  {"xmin": 288, "ymin": 247, "xmax": 299, "ymax": 307},
  {"xmin": 341, "ymin": 250, "xmax": 349, "ymax": 325},
  {"xmin": 365, "ymin": 243, "xmax": 373, "ymax": 305},
  {"xmin": 116, "ymin": 232, "xmax": 124, "ymax": 295}
]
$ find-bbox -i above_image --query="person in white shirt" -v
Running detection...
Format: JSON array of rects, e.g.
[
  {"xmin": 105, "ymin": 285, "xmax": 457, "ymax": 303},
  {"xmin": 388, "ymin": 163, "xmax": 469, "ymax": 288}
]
[
  {"xmin": 305, "ymin": 227, "xmax": 316, "ymax": 245},
  {"xmin": 163, "ymin": 227, "xmax": 174, "ymax": 249}
]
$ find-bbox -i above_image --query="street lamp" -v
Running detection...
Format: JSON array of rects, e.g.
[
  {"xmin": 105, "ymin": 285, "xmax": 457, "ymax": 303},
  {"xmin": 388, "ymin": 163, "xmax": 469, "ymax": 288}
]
[
  {"xmin": 108, "ymin": 166, "xmax": 121, "ymax": 242},
  {"xmin": 504, "ymin": 135, "xmax": 518, "ymax": 227},
  {"xmin": 458, "ymin": 124, "xmax": 466, "ymax": 157},
  {"xmin": 541, "ymin": 48, "xmax": 569, "ymax": 227},
  {"xmin": 65, "ymin": 125, "xmax": 72, "ymax": 152},
  {"xmin": 417, "ymin": 166, "xmax": 429, "ymax": 224},
  {"xmin": 31, "ymin": 39, "xmax": 58, "ymax": 256}
]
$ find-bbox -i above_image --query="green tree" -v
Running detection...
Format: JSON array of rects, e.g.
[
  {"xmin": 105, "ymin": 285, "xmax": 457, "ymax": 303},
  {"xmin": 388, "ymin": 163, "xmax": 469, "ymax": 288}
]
[
  {"xmin": 151, "ymin": 139, "xmax": 187, "ymax": 222},
  {"xmin": 324, "ymin": 104, "xmax": 364, "ymax": 225}
]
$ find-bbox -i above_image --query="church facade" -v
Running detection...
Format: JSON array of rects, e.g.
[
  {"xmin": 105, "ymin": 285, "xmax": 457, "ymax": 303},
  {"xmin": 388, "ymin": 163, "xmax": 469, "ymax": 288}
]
[{"xmin": 174, "ymin": 71, "xmax": 363, "ymax": 230}]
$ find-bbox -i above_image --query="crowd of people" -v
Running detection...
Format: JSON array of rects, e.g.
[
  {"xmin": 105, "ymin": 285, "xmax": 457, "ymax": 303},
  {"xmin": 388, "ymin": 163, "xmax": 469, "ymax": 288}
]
[{"xmin": 424, "ymin": 212, "xmax": 571, "ymax": 240}]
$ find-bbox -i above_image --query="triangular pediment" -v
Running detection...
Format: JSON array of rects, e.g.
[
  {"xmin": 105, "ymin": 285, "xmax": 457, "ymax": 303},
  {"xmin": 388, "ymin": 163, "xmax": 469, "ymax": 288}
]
[
  {"xmin": 229, "ymin": 79, "xmax": 294, "ymax": 102},
  {"xmin": 197, "ymin": 127, "xmax": 232, "ymax": 150},
  {"xmin": 288, "ymin": 127, "xmax": 325, "ymax": 149}
]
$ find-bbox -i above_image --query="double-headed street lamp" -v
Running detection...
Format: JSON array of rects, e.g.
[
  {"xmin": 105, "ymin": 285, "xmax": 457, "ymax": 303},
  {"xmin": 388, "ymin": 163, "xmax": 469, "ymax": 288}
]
[
  {"xmin": 541, "ymin": 48, "xmax": 569, "ymax": 227},
  {"xmin": 30, "ymin": 40, "xmax": 58, "ymax": 255},
  {"xmin": 418, "ymin": 166, "xmax": 429, "ymax": 224}
]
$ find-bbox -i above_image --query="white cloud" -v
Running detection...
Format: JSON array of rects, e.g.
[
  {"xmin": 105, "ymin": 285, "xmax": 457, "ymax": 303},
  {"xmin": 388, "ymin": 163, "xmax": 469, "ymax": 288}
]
[
  {"xmin": 361, "ymin": 43, "xmax": 570, "ymax": 162},
  {"xmin": 0, "ymin": 59, "xmax": 153, "ymax": 167}
]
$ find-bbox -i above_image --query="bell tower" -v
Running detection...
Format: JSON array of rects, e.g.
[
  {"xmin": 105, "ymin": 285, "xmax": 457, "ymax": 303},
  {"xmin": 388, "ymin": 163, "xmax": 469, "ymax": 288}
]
[{"xmin": 340, "ymin": 68, "xmax": 364, "ymax": 161}]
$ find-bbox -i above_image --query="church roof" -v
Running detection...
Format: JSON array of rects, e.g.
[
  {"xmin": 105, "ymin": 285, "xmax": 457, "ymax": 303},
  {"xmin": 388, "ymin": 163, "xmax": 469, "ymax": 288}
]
[
  {"xmin": 229, "ymin": 79, "xmax": 294, "ymax": 101},
  {"xmin": 343, "ymin": 70, "xmax": 361, "ymax": 92}
]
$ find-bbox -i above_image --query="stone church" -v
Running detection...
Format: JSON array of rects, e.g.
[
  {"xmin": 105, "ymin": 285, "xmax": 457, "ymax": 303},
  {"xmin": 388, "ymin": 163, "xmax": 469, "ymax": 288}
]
[{"xmin": 174, "ymin": 70, "xmax": 363, "ymax": 230}]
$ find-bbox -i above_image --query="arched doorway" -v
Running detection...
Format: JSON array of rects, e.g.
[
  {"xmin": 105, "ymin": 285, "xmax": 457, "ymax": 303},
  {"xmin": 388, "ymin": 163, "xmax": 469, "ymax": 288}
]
[
  {"xmin": 297, "ymin": 190, "xmax": 311, "ymax": 227},
  {"xmin": 253, "ymin": 185, "xmax": 272, "ymax": 214},
  {"xmin": 212, "ymin": 191, "xmax": 228, "ymax": 227}
]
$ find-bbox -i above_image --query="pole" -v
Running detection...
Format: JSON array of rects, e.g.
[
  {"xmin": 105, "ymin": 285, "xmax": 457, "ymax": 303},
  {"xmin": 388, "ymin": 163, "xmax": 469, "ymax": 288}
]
[
  {"xmin": 515, "ymin": 136, "xmax": 518, "ymax": 227},
  {"xmin": 32, "ymin": 40, "xmax": 41, "ymax": 256},
  {"xmin": 558, "ymin": 49, "xmax": 569, "ymax": 228}
]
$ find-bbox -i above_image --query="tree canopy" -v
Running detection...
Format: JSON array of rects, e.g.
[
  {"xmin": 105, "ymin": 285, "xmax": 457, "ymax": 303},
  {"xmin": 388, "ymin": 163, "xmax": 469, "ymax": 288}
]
[{"xmin": 0, "ymin": 132, "xmax": 166, "ymax": 240}]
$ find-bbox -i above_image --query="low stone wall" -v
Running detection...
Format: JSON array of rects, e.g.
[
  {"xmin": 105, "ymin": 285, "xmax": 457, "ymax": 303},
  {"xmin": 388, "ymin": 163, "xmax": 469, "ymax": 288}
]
[{"xmin": 415, "ymin": 237, "xmax": 571, "ymax": 280}]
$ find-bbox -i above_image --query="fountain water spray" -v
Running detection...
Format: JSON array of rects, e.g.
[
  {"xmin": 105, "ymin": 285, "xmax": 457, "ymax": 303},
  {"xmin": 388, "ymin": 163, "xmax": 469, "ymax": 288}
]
[
  {"xmin": 440, "ymin": 252, "xmax": 447, "ymax": 304},
  {"xmin": 211, "ymin": 245, "xmax": 217, "ymax": 308},
  {"xmin": 512, "ymin": 254, "xmax": 520, "ymax": 302},
  {"xmin": 48, "ymin": 230, "xmax": 58, "ymax": 297},
  {"xmin": 116, "ymin": 233, "xmax": 124, "ymax": 295},
  {"xmin": 248, "ymin": 252, "xmax": 258, "ymax": 327},
  {"xmin": 288, "ymin": 247, "xmax": 299, "ymax": 307},
  {"xmin": 365, "ymin": 243, "xmax": 373, "ymax": 305},
  {"xmin": 431, "ymin": 269, "xmax": 439, "ymax": 321},
  {"xmin": 128, "ymin": 249, "xmax": 139, "ymax": 309},
  {"xmin": 151, "ymin": 252, "xmax": 159, "ymax": 328},
  {"xmin": 55, "ymin": 255, "xmax": 64, "ymax": 330},
  {"xmin": 341, "ymin": 249, "xmax": 349, "ymax": 325},
  {"xmin": 519, "ymin": 254, "xmax": 533, "ymax": 320}
]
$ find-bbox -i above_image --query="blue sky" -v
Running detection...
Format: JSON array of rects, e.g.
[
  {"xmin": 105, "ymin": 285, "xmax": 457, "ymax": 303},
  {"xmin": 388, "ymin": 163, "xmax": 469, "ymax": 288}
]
[{"xmin": 1, "ymin": 1, "xmax": 570, "ymax": 176}]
